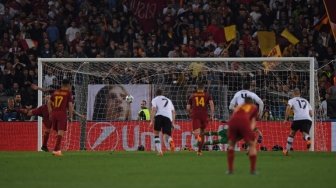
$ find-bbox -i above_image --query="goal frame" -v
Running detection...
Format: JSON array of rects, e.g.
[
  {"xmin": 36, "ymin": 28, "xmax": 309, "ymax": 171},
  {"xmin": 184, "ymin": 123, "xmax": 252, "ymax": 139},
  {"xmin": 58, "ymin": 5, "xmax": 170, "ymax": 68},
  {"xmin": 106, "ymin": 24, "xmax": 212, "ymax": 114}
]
[{"xmin": 37, "ymin": 57, "xmax": 316, "ymax": 151}]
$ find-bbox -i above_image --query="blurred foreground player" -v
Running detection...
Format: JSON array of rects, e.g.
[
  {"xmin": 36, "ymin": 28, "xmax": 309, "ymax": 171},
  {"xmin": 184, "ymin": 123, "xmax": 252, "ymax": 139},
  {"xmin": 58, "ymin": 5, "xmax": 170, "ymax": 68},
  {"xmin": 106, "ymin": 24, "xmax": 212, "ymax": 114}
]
[{"xmin": 227, "ymin": 97, "xmax": 259, "ymax": 174}]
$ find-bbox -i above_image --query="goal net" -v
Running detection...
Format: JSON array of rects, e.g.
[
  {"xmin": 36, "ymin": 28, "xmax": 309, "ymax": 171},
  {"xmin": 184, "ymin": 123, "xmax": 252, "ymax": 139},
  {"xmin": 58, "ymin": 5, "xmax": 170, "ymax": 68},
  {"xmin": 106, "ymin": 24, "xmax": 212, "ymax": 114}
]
[{"xmin": 37, "ymin": 57, "xmax": 329, "ymax": 152}]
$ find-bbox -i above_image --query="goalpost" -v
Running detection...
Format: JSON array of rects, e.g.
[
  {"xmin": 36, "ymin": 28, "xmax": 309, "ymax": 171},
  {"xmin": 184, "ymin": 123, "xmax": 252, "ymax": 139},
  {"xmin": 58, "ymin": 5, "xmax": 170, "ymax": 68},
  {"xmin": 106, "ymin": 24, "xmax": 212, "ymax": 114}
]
[{"xmin": 38, "ymin": 57, "xmax": 327, "ymax": 152}]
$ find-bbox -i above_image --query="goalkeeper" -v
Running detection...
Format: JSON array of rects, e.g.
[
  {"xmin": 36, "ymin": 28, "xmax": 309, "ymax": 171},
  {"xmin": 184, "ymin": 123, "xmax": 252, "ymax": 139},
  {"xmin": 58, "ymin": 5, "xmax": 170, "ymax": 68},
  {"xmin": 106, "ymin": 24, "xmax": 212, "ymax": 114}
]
[
  {"xmin": 194, "ymin": 126, "xmax": 263, "ymax": 147},
  {"xmin": 194, "ymin": 128, "xmax": 228, "ymax": 147}
]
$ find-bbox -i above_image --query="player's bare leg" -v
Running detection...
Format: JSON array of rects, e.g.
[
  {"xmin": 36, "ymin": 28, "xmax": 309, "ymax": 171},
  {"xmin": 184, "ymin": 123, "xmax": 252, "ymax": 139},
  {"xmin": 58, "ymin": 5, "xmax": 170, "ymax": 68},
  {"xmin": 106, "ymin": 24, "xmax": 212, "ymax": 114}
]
[
  {"xmin": 302, "ymin": 132, "xmax": 311, "ymax": 150},
  {"xmin": 248, "ymin": 140, "xmax": 257, "ymax": 174},
  {"xmin": 154, "ymin": 130, "xmax": 163, "ymax": 156},
  {"xmin": 283, "ymin": 130, "xmax": 296, "ymax": 156},
  {"xmin": 52, "ymin": 130, "xmax": 64, "ymax": 156},
  {"xmin": 226, "ymin": 140, "xmax": 235, "ymax": 174}
]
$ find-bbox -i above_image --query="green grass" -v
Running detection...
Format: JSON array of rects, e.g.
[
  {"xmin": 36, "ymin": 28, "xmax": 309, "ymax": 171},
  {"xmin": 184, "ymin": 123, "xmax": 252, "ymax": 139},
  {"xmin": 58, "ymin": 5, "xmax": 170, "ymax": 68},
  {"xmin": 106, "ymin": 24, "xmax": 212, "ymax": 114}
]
[{"xmin": 0, "ymin": 151, "xmax": 335, "ymax": 188}]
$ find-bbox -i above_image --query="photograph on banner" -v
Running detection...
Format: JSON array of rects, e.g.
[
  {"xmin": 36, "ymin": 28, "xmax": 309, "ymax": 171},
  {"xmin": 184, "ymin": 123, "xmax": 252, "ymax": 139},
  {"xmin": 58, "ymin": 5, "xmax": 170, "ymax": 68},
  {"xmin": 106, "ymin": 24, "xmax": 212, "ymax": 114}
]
[{"xmin": 87, "ymin": 84, "xmax": 151, "ymax": 121}]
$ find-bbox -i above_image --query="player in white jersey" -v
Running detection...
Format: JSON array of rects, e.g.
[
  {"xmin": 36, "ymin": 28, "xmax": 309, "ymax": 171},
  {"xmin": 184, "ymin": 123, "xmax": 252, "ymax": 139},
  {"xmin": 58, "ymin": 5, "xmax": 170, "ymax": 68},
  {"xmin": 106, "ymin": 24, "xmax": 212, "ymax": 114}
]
[
  {"xmin": 229, "ymin": 83, "xmax": 264, "ymax": 119},
  {"xmin": 150, "ymin": 89, "xmax": 176, "ymax": 156},
  {"xmin": 283, "ymin": 88, "xmax": 313, "ymax": 156}
]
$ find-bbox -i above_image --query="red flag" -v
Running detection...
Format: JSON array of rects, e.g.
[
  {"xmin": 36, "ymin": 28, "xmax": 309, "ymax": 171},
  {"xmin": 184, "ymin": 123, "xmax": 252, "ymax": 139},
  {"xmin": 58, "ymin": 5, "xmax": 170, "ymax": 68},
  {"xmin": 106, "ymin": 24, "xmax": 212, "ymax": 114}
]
[
  {"xmin": 313, "ymin": 14, "xmax": 329, "ymax": 31},
  {"xmin": 323, "ymin": 0, "xmax": 336, "ymax": 41},
  {"xmin": 21, "ymin": 39, "xmax": 38, "ymax": 50}
]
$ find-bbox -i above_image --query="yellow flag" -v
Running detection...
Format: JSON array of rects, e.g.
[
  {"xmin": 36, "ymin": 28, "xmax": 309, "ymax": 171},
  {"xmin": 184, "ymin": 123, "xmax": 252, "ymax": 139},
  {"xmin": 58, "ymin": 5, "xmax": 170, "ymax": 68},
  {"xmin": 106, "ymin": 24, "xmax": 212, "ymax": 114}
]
[
  {"xmin": 263, "ymin": 45, "xmax": 282, "ymax": 73},
  {"xmin": 267, "ymin": 45, "xmax": 282, "ymax": 57},
  {"xmin": 257, "ymin": 31, "xmax": 276, "ymax": 56},
  {"xmin": 224, "ymin": 25, "xmax": 236, "ymax": 42},
  {"xmin": 281, "ymin": 29, "xmax": 299, "ymax": 45},
  {"xmin": 189, "ymin": 62, "xmax": 204, "ymax": 77}
]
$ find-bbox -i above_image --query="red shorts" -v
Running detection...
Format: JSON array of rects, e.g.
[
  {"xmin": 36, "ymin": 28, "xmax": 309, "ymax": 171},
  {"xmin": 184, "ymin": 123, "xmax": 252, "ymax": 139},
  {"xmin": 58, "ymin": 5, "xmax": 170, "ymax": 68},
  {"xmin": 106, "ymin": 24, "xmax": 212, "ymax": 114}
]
[
  {"xmin": 42, "ymin": 119, "xmax": 52, "ymax": 129},
  {"xmin": 228, "ymin": 120, "xmax": 255, "ymax": 143},
  {"xmin": 51, "ymin": 111, "xmax": 68, "ymax": 131},
  {"xmin": 191, "ymin": 113, "xmax": 208, "ymax": 130},
  {"xmin": 32, "ymin": 107, "xmax": 52, "ymax": 129}
]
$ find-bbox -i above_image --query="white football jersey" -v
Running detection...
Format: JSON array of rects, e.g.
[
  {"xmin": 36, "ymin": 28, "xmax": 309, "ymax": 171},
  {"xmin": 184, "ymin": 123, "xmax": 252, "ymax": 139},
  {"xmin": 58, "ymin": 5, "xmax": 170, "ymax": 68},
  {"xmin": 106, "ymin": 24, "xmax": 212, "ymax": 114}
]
[
  {"xmin": 229, "ymin": 90, "xmax": 264, "ymax": 110},
  {"xmin": 288, "ymin": 97, "xmax": 312, "ymax": 121},
  {"xmin": 151, "ymin": 95, "xmax": 175, "ymax": 121}
]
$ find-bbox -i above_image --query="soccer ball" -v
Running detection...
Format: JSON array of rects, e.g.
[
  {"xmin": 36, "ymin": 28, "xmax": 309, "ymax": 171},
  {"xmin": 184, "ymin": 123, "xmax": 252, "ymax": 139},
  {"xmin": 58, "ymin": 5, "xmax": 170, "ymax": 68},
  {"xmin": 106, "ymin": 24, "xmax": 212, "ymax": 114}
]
[{"xmin": 125, "ymin": 95, "xmax": 134, "ymax": 103}]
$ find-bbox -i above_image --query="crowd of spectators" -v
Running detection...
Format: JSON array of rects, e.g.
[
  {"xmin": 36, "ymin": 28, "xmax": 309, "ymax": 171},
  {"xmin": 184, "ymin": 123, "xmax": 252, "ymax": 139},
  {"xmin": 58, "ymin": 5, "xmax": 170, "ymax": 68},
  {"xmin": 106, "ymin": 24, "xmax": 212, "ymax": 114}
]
[{"xmin": 0, "ymin": 0, "xmax": 335, "ymax": 121}]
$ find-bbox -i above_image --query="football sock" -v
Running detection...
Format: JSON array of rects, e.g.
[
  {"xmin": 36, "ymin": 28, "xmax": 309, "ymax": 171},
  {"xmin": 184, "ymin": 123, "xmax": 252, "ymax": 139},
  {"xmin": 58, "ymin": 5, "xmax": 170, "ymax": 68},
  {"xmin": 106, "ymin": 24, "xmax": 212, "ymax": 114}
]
[
  {"xmin": 286, "ymin": 136, "xmax": 294, "ymax": 151},
  {"xmin": 198, "ymin": 134, "xmax": 205, "ymax": 152},
  {"xmin": 227, "ymin": 149, "xmax": 234, "ymax": 172},
  {"xmin": 42, "ymin": 131, "xmax": 50, "ymax": 147},
  {"xmin": 54, "ymin": 135, "xmax": 63, "ymax": 151},
  {"xmin": 193, "ymin": 135, "xmax": 200, "ymax": 147},
  {"xmin": 249, "ymin": 155, "xmax": 257, "ymax": 173},
  {"xmin": 154, "ymin": 136, "xmax": 162, "ymax": 153}
]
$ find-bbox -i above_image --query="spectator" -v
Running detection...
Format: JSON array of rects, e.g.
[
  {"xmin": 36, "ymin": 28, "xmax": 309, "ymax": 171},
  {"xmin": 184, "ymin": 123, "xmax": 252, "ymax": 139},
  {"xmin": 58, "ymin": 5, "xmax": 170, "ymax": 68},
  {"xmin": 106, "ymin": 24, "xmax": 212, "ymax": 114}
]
[
  {"xmin": 0, "ymin": 83, "xmax": 7, "ymax": 96},
  {"xmin": 327, "ymin": 77, "xmax": 336, "ymax": 100},
  {"xmin": 54, "ymin": 42, "xmax": 69, "ymax": 58},
  {"xmin": 40, "ymin": 42, "xmax": 53, "ymax": 58},
  {"xmin": 46, "ymin": 20, "xmax": 60, "ymax": 45},
  {"xmin": 43, "ymin": 69, "xmax": 56, "ymax": 88},
  {"xmin": 66, "ymin": 21, "xmax": 80, "ymax": 45},
  {"xmin": 138, "ymin": 100, "xmax": 150, "ymax": 121},
  {"xmin": 168, "ymin": 45, "xmax": 181, "ymax": 57},
  {"xmin": 7, "ymin": 82, "xmax": 21, "ymax": 97},
  {"xmin": 319, "ymin": 94, "xmax": 328, "ymax": 119},
  {"xmin": 2, "ymin": 97, "xmax": 21, "ymax": 121}
]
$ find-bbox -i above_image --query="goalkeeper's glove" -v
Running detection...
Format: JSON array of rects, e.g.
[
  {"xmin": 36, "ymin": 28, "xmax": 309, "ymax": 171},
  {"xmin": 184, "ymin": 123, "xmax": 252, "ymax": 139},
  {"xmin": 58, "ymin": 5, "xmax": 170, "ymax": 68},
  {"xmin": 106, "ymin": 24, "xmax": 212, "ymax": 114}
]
[{"xmin": 257, "ymin": 135, "xmax": 263, "ymax": 144}]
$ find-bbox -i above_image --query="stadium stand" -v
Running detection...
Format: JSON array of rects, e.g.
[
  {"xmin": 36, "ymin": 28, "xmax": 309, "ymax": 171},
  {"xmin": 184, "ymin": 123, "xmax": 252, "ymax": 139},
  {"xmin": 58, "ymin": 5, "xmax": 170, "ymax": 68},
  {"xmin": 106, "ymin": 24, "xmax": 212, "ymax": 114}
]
[{"xmin": 0, "ymin": 0, "xmax": 335, "ymax": 121}]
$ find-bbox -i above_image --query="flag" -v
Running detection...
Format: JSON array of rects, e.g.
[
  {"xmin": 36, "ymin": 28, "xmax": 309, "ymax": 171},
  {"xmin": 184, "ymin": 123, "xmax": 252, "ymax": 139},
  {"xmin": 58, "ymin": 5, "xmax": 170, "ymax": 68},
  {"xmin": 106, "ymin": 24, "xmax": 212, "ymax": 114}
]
[
  {"xmin": 189, "ymin": 62, "xmax": 204, "ymax": 78},
  {"xmin": 224, "ymin": 25, "xmax": 236, "ymax": 42},
  {"xmin": 267, "ymin": 45, "xmax": 282, "ymax": 57},
  {"xmin": 21, "ymin": 39, "xmax": 38, "ymax": 50},
  {"xmin": 263, "ymin": 45, "xmax": 282, "ymax": 73},
  {"xmin": 257, "ymin": 31, "xmax": 276, "ymax": 56},
  {"xmin": 313, "ymin": 14, "xmax": 329, "ymax": 31},
  {"xmin": 323, "ymin": 0, "xmax": 336, "ymax": 41},
  {"xmin": 281, "ymin": 28, "xmax": 299, "ymax": 45}
]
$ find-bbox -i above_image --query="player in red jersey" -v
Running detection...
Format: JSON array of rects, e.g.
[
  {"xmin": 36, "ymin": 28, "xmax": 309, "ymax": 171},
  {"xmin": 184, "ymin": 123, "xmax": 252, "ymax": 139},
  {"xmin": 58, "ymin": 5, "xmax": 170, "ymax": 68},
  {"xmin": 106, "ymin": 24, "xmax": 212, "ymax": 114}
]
[
  {"xmin": 19, "ymin": 96, "xmax": 85, "ymax": 152},
  {"xmin": 186, "ymin": 82, "xmax": 215, "ymax": 156},
  {"xmin": 227, "ymin": 97, "xmax": 258, "ymax": 175},
  {"xmin": 48, "ymin": 79, "xmax": 74, "ymax": 156}
]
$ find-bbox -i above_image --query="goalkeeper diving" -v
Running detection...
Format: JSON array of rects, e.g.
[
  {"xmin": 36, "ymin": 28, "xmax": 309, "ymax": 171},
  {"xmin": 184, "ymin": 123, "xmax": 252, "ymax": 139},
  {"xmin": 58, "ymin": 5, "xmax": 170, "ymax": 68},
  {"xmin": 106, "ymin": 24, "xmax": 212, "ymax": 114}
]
[{"xmin": 194, "ymin": 124, "xmax": 263, "ymax": 147}]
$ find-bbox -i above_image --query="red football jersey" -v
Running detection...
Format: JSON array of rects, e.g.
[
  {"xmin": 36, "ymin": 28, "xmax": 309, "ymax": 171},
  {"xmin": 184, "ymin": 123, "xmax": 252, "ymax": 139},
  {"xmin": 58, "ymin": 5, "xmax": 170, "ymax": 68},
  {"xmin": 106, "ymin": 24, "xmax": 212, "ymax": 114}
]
[
  {"xmin": 50, "ymin": 89, "xmax": 73, "ymax": 112},
  {"xmin": 188, "ymin": 91, "xmax": 212, "ymax": 115},
  {"xmin": 230, "ymin": 103, "xmax": 258, "ymax": 122}
]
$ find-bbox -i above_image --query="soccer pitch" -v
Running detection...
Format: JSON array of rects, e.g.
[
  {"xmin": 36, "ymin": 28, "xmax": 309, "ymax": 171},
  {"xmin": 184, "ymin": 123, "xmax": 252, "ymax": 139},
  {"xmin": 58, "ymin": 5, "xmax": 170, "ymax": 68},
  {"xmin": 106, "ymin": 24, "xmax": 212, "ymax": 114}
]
[{"xmin": 0, "ymin": 151, "xmax": 335, "ymax": 188}]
